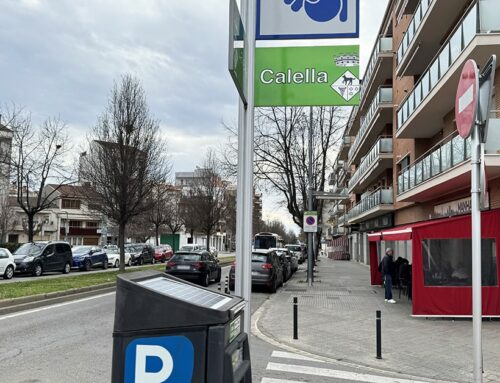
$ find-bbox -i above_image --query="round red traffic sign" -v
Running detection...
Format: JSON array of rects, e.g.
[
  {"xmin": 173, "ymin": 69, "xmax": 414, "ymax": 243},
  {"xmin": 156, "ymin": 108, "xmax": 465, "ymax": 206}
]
[
  {"xmin": 306, "ymin": 216, "xmax": 316, "ymax": 225},
  {"xmin": 455, "ymin": 59, "xmax": 479, "ymax": 139}
]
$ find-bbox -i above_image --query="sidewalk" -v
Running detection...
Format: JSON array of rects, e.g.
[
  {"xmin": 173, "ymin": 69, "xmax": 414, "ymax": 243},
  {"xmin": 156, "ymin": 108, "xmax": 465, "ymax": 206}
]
[{"xmin": 255, "ymin": 257, "xmax": 500, "ymax": 383}]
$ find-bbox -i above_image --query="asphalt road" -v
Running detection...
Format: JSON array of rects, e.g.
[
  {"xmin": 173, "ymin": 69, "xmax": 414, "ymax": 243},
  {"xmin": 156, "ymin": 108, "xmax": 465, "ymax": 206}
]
[{"xmin": 0, "ymin": 264, "xmax": 408, "ymax": 383}]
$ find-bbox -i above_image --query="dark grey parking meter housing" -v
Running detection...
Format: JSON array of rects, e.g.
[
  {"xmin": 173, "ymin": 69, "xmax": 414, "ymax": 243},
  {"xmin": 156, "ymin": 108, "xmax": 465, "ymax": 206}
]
[{"xmin": 111, "ymin": 270, "xmax": 252, "ymax": 383}]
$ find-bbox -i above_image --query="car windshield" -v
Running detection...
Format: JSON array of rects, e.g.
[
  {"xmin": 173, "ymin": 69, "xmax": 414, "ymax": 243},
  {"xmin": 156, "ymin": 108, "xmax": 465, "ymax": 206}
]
[
  {"xmin": 286, "ymin": 245, "xmax": 301, "ymax": 252},
  {"xmin": 252, "ymin": 254, "xmax": 268, "ymax": 263},
  {"xmin": 72, "ymin": 246, "xmax": 93, "ymax": 255},
  {"xmin": 14, "ymin": 243, "xmax": 45, "ymax": 256},
  {"xmin": 179, "ymin": 246, "xmax": 194, "ymax": 251},
  {"xmin": 172, "ymin": 254, "xmax": 201, "ymax": 262}
]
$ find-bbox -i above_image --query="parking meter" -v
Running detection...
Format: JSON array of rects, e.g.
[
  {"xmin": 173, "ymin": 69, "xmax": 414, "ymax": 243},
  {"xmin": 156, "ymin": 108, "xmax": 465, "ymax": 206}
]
[{"xmin": 111, "ymin": 270, "xmax": 252, "ymax": 383}]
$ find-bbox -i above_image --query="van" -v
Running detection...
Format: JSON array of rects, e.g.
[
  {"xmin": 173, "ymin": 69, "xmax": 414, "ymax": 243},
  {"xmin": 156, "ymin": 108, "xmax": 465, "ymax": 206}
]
[{"xmin": 13, "ymin": 241, "xmax": 73, "ymax": 276}]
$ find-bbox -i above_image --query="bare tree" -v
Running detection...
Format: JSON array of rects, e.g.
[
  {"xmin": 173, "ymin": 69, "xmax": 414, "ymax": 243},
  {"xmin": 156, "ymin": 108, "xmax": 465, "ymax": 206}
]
[
  {"xmin": 3, "ymin": 105, "xmax": 73, "ymax": 241},
  {"xmin": 222, "ymin": 106, "xmax": 345, "ymax": 252},
  {"xmin": 189, "ymin": 150, "xmax": 228, "ymax": 251},
  {"xmin": 0, "ymin": 196, "xmax": 17, "ymax": 243},
  {"xmin": 146, "ymin": 183, "xmax": 171, "ymax": 246},
  {"xmin": 79, "ymin": 75, "xmax": 171, "ymax": 271},
  {"xmin": 164, "ymin": 187, "xmax": 184, "ymax": 251}
]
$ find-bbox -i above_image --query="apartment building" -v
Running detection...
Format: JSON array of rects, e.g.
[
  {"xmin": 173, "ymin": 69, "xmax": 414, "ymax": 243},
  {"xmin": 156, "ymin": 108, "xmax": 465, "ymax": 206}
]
[{"xmin": 330, "ymin": 0, "xmax": 500, "ymax": 315}]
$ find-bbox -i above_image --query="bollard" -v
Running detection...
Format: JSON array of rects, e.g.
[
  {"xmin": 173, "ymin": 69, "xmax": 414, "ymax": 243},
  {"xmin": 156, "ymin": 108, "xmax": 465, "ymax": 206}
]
[
  {"xmin": 293, "ymin": 297, "xmax": 298, "ymax": 340},
  {"xmin": 376, "ymin": 310, "xmax": 382, "ymax": 359},
  {"xmin": 218, "ymin": 281, "xmax": 222, "ymax": 292},
  {"xmin": 225, "ymin": 276, "xmax": 230, "ymax": 294}
]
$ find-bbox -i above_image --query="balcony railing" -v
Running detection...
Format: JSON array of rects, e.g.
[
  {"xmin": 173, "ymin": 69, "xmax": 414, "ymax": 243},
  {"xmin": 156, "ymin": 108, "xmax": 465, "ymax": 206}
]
[
  {"xmin": 349, "ymin": 87, "xmax": 393, "ymax": 161},
  {"xmin": 348, "ymin": 137, "xmax": 393, "ymax": 191},
  {"xmin": 398, "ymin": 133, "xmax": 472, "ymax": 195},
  {"xmin": 331, "ymin": 203, "xmax": 346, "ymax": 216},
  {"xmin": 397, "ymin": 1, "xmax": 500, "ymax": 132},
  {"xmin": 396, "ymin": 0, "xmax": 433, "ymax": 65},
  {"xmin": 346, "ymin": 106, "xmax": 359, "ymax": 134},
  {"xmin": 360, "ymin": 37, "xmax": 393, "ymax": 100},
  {"xmin": 348, "ymin": 187, "xmax": 393, "ymax": 221}
]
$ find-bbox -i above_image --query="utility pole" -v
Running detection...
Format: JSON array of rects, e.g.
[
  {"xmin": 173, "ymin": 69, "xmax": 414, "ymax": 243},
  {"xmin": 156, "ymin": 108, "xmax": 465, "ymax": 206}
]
[{"xmin": 307, "ymin": 106, "xmax": 314, "ymax": 286}]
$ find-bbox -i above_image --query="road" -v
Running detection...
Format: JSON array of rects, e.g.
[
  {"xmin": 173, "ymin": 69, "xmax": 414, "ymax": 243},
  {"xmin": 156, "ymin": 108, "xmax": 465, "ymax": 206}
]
[{"xmin": 0, "ymin": 265, "xmax": 418, "ymax": 383}]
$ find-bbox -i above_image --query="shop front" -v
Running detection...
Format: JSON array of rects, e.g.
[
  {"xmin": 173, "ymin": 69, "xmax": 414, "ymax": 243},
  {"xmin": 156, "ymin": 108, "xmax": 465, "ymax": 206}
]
[{"xmin": 368, "ymin": 209, "xmax": 500, "ymax": 316}]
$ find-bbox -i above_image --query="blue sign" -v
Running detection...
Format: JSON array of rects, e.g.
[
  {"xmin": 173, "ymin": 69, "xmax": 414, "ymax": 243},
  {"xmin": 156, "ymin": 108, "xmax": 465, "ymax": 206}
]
[
  {"xmin": 124, "ymin": 335, "xmax": 194, "ymax": 383},
  {"xmin": 257, "ymin": 0, "xmax": 359, "ymax": 40}
]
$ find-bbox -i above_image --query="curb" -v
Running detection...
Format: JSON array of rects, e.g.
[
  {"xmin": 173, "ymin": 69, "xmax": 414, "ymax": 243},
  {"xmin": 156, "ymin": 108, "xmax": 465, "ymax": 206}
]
[
  {"xmin": 252, "ymin": 294, "xmax": 459, "ymax": 383},
  {"xmin": 0, "ymin": 260, "xmax": 234, "ymax": 316}
]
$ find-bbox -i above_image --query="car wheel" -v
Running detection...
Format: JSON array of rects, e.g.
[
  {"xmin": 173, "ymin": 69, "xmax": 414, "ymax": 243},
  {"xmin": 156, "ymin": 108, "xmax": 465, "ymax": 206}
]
[
  {"xmin": 84, "ymin": 259, "xmax": 91, "ymax": 271},
  {"xmin": 127, "ymin": 258, "xmax": 132, "ymax": 267},
  {"xmin": 32, "ymin": 263, "xmax": 43, "ymax": 277},
  {"xmin": 269, "ymin": 278, "xmax": 277, "ymax": 293},
  {"xmin": 215, "ymin": 268, "xmax": 221, "ymax": 283},
  {"xmin": 103, "ymin": 258, "xmax": 108, "ymax": 269},
  {"xmin": 114, "ymin": 260, "xmax": 119, "ymax": 268},
  {"xmin": 138, "ymin": 257, "xmax": 144, "ymax": 266},
  {"xmin": 4, "ymin": 265, "xmax": 14, "ymax": 280},
  {"xmin": 201, "ymin": 273, "xmax": 210, "ymax": 287},
  {"xmin": 62, "ymin": 262, "xmax": 71, "ymax": 274}
]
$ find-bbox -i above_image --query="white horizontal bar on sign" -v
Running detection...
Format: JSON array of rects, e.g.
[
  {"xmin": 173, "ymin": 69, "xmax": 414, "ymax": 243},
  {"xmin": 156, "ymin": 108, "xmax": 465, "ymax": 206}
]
[{"xmin": 266, "ymin": 362, "xmax": 429, "ymax": 383}]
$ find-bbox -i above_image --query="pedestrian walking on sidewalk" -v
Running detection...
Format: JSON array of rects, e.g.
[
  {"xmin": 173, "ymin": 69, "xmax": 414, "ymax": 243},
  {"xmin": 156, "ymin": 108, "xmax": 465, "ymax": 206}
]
[{"xmin": 381, "ymin": 248, "xmax": 396, "ymax": 303}]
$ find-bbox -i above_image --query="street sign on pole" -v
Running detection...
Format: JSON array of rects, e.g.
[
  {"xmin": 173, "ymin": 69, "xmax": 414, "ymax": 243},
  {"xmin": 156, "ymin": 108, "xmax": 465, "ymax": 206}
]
[
  {"xmin": 256, "ymin": 0, "xmax": 359, "ymax": 40},
  {"xmin": 303, "ymin": 211, "xmax": 318, "ymax": 233},
  {"xmin": 255, "ymin": 45, "xmax": 360, "ymax": 107},
  {"xmin": 228, "ymin": 0, "xmax": 247, "ymax": 104},
  {"xmin": 455, "ymin": 59, "xmax": 479, "ymax": 139}
]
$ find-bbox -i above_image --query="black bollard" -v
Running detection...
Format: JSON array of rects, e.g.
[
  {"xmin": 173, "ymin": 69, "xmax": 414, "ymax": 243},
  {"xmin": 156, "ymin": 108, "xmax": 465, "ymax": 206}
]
[
  {"xmin": 225, "ymin": 276, "xmax": 230, "ymax": 294},
  {"xmin": 376, "ymin": 310, "xmax": 382, "ymax": 359},
  {"xmin": 293, "ymin": 297, "xmax": 298, "ymax": 340},
  {"xmin": 218, "ymin": 281, "xmax": 222, "ymax": 292}
]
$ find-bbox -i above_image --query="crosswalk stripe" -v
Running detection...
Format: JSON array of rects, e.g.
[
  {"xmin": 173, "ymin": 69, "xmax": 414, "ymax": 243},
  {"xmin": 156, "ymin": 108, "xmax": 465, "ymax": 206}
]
[
  {"xmin": 266, "ymin": 362, "xmax": 429, "ymax": 383},
  {"xmin": 261, "ymin": 378, "xmax": 304, "ymax": 383},
  {"xmin": 271, "ymin": 350, "xmax": 321, "ymax": 362}
]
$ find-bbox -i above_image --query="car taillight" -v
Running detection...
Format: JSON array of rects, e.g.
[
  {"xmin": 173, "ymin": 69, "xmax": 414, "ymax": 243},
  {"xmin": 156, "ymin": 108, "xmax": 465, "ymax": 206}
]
[
  {"xmin": 166, "ymin": 261, "xmax": 176, "ymax": 268},
  {"xmin": 230, "ymin": 261, "xmax": 236, "ymax": 268},
  {"xmin": 261, "ymin": 263, "xmax": 273, "ymax": 270},
  {"xmin": 193, "ymin": 262, "xmax": 204, "ymax": 270}
]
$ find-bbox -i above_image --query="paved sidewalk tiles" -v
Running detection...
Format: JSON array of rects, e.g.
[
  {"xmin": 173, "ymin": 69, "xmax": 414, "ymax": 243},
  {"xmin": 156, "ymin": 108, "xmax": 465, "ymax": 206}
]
[{"xmin": 255, "ymin": 258, "xmax": 500, "ymax": 383}]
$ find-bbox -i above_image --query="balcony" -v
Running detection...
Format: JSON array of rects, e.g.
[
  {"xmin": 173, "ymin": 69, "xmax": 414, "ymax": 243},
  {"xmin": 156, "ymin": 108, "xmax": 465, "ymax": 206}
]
[
  {"xmin": 348, "ymin": 137, "xmax": 393, "ymax": 194},
  {"xmin": 398, "ymin": 120, "xmax": 500, "ymax": 202},
  {"xmin": 348, "ymin": 87, "xmax": 393, "ymax": 165},
  {"xmin": 331, "ymin": 203, "xmax": 346, "ymax": 217},
  {"xmin": 331, "ymin": 227, "xmax": 347, "ymax": 236},
  {"xmin": 348, "ymin": 187, "xmax": 394, "ymax": 224},
  {"xmin": 396, "ymin": 1, "xmax": 500, "ymax": 139},
  {"xmin": 338, "ymin": 136, "xmax": 353, "ymax": 161},
  {"xmin": 396, "ymin": 0, "xmax": 470, "ymax": 76},
  {"xmin": 345, "ymin": 105, "xmax": 360, "ymax": 136},
  {"xmin": 61, "ymin": 227, "xmax": 99, "ymax": 236},
  {"xmin": 360, "ymin": 37, "xmax": 393, "ymax": 108}
]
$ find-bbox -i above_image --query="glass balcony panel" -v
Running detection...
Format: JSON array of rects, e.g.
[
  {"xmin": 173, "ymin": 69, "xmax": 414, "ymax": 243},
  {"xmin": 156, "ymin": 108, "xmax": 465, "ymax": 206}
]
[
  {"xmin": 422, "ymin": 156, "xmax": 431, "ymax": 181},
  {"xmin": 449, "ymin": 26, "xmax": 463, "ymax": 63},
  {"xmin": 452, "ymin": 135, "xmax": 466, "ymax": 166},
  {"xmin": 414, "ymin": 82, "xmax": 422, "ymax": 106},
  {"xmin": 421, "ymin": 72, "xmax": 430, "ymax": 99},
  {"xmin": 480, "ymin": 1, "xmax": 500, "ymax": 31},
  {"xmin": 397, "ymin": 109, "xmax": 403, "ymax": 128},
  {"xmin": 409, "ymin": 166, "xmax": 415, "ymax": 188},
  {"xmin": 404, "ymin": 169, "xmax": 410, "ymax": 191},
  {"xmin": 398, "ymin": 173, "xmax": 404, "ymax": 194},
  {"xmin": 466, "ymin": 136, "xmax": 472, "ymax": 159},
  {"xmin": 438, "ymin": 46, "xmax": 450, "ymax": 77},
  {"xmin": 463, "ymin": 4, "xmax": 478, "ymax": 46},
  {"xmin": 415, "ymin": 161, "xmax": 423, "ymax": 185},
  {"xmin": 421, "ymin": 0, "xmax": 429, "ymax": 16},
  {"xmin": 441, "ymin": 141, "xmax": 452, "ymax": 171},
  {"xmin": 431, "ymin": 148, "xmax": 441, "ymax": 176},
  {"xmin": 429, "ymin": 60, "xmax": 440, "ymax": 88}
]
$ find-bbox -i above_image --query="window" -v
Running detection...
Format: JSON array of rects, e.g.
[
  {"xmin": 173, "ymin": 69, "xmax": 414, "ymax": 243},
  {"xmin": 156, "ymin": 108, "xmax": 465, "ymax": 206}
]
[
  {"xmin": 422, "ymin": 239, "xmax": 497, "ymax": 287},
  {"xmin": 69, "ymin": 221, "xmax": 82, "ymax": 228},
  {"xmin": 0, "ymin": 249, "xmax": 8, "ymax": 258},
  {"xmin": 86, "ymin": 222, "xmax": 99, "ymax": 228},
  {"xmin": 62, "ymin": 199, "xmax": 81, "ymax": 209}
]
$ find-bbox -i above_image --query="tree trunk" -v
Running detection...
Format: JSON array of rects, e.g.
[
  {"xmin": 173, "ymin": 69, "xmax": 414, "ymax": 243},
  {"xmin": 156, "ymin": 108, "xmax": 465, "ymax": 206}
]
[
  {"xmin": 28, "ymin": 214, "xmax": 34, "ymax": 242},
  {"xmin": 118, "ymin": 221, "xmax": 126, "ymax": 272},
  {"xmin": 155, "ymin": 224, "xmax": 160, "ymax": 246},
  {"xmin": 206, "ymin": 231, "xmax": 211, "ymax": 251}
]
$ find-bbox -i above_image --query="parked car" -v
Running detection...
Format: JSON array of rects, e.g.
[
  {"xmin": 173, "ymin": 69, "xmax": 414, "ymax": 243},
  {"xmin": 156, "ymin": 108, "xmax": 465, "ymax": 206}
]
[
  {"xmin": 131, "ymin": 244, "xmax": 155, "ymax": 265},
  {"xmin": 153, "ymin": 245, "xmax": 174, "ymax": 263},
  {"xmin": 229, "ymin": 249, "xmax": 283, "ymax": 293},
  {"xmin": 13, "ymin": 241, "xmax": 72, "ymax": 276},
  {"xmin": 72, "ymin": 246, "xmax": 108, "ymax": 271},
  {"xmin": 273, "ymin": 248, "xmax": 292, "ymax": 282},
  {"xmin": 285, "ymin": 244, "xmax": 306, "ymax": 264},
  {"xmin": 165, "ymin": 250, "xmax": 221, "ymax": 287},
  {"xmin": 106, "ymin": 248, "xmax": 132, "ymax": 268},
  {"xmin": 0, "ymin": 248, "xmax": 16, "ymax": 279},
  {"xmin": 177, "ymin": 244, "xmax": 205, "ymax": 253},
  {"xmin": 275, "ymin": 247, "xmax": 298, "ymax": 273}
]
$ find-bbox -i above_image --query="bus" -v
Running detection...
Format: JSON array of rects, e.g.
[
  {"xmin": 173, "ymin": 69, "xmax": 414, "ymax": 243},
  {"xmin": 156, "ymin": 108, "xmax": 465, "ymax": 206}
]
[{"xmin": 254, "ymin": 232, "xmax": 284, "ymax": 250}]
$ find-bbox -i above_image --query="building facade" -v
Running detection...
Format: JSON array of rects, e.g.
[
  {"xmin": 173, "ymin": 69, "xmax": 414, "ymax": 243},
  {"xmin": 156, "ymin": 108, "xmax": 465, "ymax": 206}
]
[{"xmin": 330, "ymin": 0, "xmax": 500, "ymax": 268}]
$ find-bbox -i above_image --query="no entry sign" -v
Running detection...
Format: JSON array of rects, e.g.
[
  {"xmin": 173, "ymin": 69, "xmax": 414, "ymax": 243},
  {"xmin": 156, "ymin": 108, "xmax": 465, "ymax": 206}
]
[{"xmin": 455, "ymin": 59, "xmax": 479, "ymax": 139}]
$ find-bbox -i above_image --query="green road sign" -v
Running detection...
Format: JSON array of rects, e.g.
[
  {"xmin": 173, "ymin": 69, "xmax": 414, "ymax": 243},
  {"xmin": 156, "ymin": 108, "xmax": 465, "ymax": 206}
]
[
  {"xmin": 228, "ymin": 0, "xmax": 246, "ymax": 104},
  {"xmin": 255, "ymin": 45, "xmax": 360, "ymax": 107}
]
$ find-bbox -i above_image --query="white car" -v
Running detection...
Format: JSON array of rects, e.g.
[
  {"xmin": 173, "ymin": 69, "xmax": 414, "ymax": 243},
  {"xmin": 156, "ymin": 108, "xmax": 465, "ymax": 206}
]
[
  {"xmin": 0, "ymin": 248, "xmax": 16, "ymax": 279},
  {"xmin": 178, "ymin": 244, "xmax": 205, "ymax": 252},
  {"xmin": 106, "ymin": 248, "xmax": 132, "ymax": 268}
]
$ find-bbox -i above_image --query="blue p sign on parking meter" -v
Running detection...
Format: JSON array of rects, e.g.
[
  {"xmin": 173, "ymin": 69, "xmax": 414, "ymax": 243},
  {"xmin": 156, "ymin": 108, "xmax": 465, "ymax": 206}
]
[{"xmin": 124, "ymin": 335, "xmax": 194, "ymax": 383}]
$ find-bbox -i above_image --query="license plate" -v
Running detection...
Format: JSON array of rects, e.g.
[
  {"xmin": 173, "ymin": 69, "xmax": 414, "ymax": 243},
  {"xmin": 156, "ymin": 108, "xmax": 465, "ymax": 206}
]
[{"xmin": 177, "ymin": 265, "xmax": 190, "ymax": 270}]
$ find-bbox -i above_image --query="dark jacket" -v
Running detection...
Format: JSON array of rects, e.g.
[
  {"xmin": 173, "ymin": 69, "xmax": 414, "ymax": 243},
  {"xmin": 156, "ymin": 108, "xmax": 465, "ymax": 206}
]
[{"xmin": 381, "ymin": 254, "xmax": 394, "ymax": 276}]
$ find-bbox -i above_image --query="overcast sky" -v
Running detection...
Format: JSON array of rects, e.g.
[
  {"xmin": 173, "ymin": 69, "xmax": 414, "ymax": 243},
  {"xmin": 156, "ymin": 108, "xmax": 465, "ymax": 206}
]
[{"xmin": 0, "ymin": 0, "xmax": 388, "ymax": 232}]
